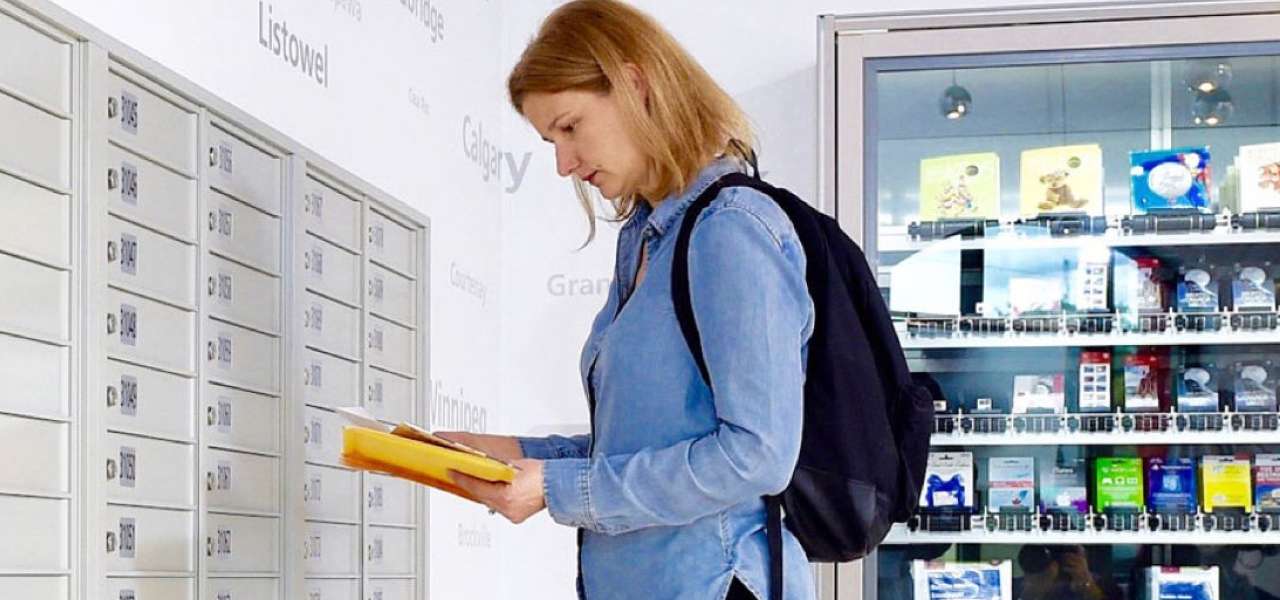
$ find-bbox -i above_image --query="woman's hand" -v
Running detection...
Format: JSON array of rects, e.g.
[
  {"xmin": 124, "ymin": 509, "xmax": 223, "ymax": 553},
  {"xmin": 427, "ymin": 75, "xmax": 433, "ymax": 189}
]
[
  {"xmin": 434, "ymin": 431, "xmax": 525, "ymax": 461},
  {"xmin": 449, "ymin": 459, "xmax": 546, "ymax": 524}
]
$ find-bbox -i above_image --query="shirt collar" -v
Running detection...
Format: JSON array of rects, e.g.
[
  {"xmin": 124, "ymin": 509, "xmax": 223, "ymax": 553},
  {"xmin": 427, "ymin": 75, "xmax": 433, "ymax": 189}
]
[{"xmin": 644, "ymin": 158, "xmax": 744, "ymax": 238}]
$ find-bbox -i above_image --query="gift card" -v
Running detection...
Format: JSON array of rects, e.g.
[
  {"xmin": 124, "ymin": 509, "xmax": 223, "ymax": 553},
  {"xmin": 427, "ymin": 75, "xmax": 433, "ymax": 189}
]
[
  {"xmin": 1147, "ymin": 457, "xmax": 1198, "ymax": 513},
  {"xmin": 1095, "ymin": 457, "xmax": 1144, "ymax": 512},
  {"xmin": 1040, "ymin": 459, "xmax": 1088, "ymax": 513},
  {"xmin": 1201, "ymin": 455, "xmax": 1252, "ymax": 512},
  {"xmin": 988, "ymin": 457, "xmax": 1035, "ymax": 510}
]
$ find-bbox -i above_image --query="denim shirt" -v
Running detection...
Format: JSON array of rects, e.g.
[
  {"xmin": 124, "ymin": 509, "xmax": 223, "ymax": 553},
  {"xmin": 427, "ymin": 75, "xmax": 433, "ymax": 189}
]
[{"xmin": 519, "ymin": 158, "xmax": 816, "ymax": 600}]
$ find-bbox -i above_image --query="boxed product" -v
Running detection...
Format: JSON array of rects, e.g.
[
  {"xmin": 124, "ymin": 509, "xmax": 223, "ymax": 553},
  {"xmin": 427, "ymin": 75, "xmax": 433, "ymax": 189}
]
[
  {"xmin": 969, "ymin": 396, "xmax": 1006, "ymax": 415},
  {"xmin": 1233, "ymin": 362, "xmax": 1279, "ymax": 413},
  {"xmin": 1039, "ymin": 458, "xmax": 1088, "ymax": 513},
  {"xmin": 987, "ymin": 457, "xmax": 1035, "ymax": 510},
  {"xmin": 1176, "ymin": 265, "xmax": 1220, "ymax": 314},
  {"xmin": 1019, "ymin": 144, "xmax": 1105, "ymax": 216},
  {"xmin": 1254, "ymin": 454, "xmax": 1280, "ymax": 512},
  {"xmin": 1147, "ymin": 457, "xmax": 1198, "ymax": 513},
  {"xmin": 1012, "ymin": 374, "xmax": 1066, "ymax": 414},
  {"xmin": 983, "ymin": 248, "xmax": 1072, "ymax": 318},
  {"xmin": 1116, "ymin": 256, "xmax": 1166, "ymax": 329},
  {"xmin": 921, "ymin": 451, "xmax": 974, "ymax": 510},
  {"xmin": 1079, "ymin": 351, "xmax": 1113, "ymax": 413},
  {"xmin": 912, "ymin": 560, "xmax": 1012, "ymax": 600},
  {"xmin": 1201, "ymin": 455, "xmax": 1252, "ymax": 513},
  {"xmin": 1176, "ymin": 364, "xmax": 1219, "ymax": 413},
  {"xmin": 919, "ymin": 153, "xmax": 1001, "ymax": 221},
  {"xmin": 1094, "ymin": 457, "xmax": 1144, "ymax": 512},
  {"xmin": 1067, "ymin": 247, "xmax": 1111, "ymax": 314},
  {"xmin": 1232, "ymin": 264, "xmax": 1276, "ymax": 311},
  {"xmin": 1008, "ymin": 276, "xmax": 1064, "ymax": 316},
  {"xmin": 1143, "ymin": 566, "xmax": 1219, "ymax": 600},
  {"xmin": 1124, "ymin": 351, "xmax": 1165, "ymax": 413},
  {"xmin": 1130, "ymin": 147, "xmax": 1212, "ymax": 213},
  {"xmin": 1238, "ymin": 142, "xmax": 1280, "ymax": 213}
]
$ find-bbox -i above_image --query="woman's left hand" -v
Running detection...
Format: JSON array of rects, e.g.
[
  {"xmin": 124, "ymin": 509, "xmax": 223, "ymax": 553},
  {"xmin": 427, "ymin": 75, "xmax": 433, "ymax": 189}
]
[{"xmin": 449, "ymin": 459, "xmax": 546, "ymax": 524}]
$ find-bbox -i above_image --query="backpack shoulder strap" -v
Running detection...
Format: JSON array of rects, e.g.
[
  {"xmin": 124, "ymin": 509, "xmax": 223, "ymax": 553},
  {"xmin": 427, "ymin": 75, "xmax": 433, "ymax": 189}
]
[
  {"xmin": 671, "ymin": 172, "xmax": 774, "ymax": 386},
  {"xmin": 671, "ymin": 171, "xmax": 786, "ymax": 600}
]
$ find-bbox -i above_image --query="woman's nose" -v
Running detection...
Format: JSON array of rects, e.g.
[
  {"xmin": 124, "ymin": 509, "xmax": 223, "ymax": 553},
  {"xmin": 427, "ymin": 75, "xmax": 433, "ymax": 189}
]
[{"xmin": 555, "ymin": 145, "xmax": 579, "ymax": 178}]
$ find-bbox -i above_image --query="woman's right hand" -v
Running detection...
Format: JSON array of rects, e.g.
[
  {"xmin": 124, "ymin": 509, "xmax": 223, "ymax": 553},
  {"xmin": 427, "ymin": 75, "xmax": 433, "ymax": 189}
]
[{"xmin": 435, "ymin": 431, "xmax": 524, "ymax": 462}]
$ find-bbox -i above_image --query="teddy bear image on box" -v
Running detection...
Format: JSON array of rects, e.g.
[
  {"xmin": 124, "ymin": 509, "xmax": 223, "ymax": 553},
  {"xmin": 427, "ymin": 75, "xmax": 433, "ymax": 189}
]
[
  {"xmin": 1239, "ymin": 142, "xmax": 1280, "ymax": 213},
  {"xmin": 1037, "ymin": 169, "xmax": 1090, "ymax": 211},
  {"xmin": 1020, "ymin": 144, "xmax": 1104, "ymax": 217}
]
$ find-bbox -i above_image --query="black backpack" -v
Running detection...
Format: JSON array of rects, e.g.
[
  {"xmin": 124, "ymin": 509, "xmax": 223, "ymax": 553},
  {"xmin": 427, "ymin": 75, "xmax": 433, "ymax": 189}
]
[{"xmin": 671, "ymin": 170, "xmax": 934, "ymax": 600}]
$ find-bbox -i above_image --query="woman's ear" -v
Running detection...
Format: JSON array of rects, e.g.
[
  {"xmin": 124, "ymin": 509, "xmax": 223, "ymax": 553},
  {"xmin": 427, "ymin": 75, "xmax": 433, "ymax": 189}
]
[{"xmin": 622, "ymin": 63, "xmax": 649, "ymax": 107}]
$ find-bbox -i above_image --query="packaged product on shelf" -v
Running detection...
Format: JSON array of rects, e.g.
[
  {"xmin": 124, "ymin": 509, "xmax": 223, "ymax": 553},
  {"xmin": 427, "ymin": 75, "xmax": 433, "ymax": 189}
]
[
  {"xmin": 1176, "ymin": 364, "xmax": 1219, "ymax": 413},
  {"xmin": 1237, "ymin": 142, "xmax": 1280, "ymax": 213},
  {"xmin": 1231, "ymin": 264, "xmax": 1276, "ymax": 311},
  {"xmin": 1039, "ymin": 459, "xmax": 1089, "ymax": 513},
  {"xmin": 1176, "ymin": 265, "xmax": 1220, "ymax": 313},
  {"xmin": 1094, "ymin": 457, "xmax": 1145, "ymax": 513},
  {"xmin": 1232, "ymin": 362, "xmax": 1279, "ymax": 413},
  {"xmin": 1147, "ymin": 457, "xmax": 1198, "ymax": 513},
  {"xmin": 1129, "ymin": 147, "xmax": 1212, "ymax": 213},
  {"xmin": 967, "ymin": 396, "xmax": 1008, "ymax": 416},
  {"xmin": 983, "ymin": 248, "xmax": 1072, "ymax": 318},
  {"xmin": 1019, "ymin": 144, "xmax": 1104, "ymax": 217},
  {"xmin": 1067, "ymin": 247, "xmax": 1111, "ymax": 314},
  {"xmin": 918, "ymin": 153, "xmax": 1001, "ymax": 221},
  {"xmin": 1116, "ymin": 256, "xmax": 1167, "ymax": 331},
  {"xmin": 921, "ymin": 451, "xmax": 974, "ymax": 510},
  {"xmin": 987, "ymin": 457, "xmax": 1035, "ymax": 509},
  {"xmin": 1200, "ymin": 455, "xmax": 1253, "ymax": 513},
  {"xmin": 1142, "ymin": 566, "xmax": 1220, "ymax": 600},
  {"xmin": 1254, "ymin": 454, "xmax": 1280, "ymax": 513},
  {"xmin": 1008, "ymin": 276, "xmax": 1064, "ymax": 316},
  {"xmin": 1078, "ymin": 350, "xmax": 1113, "ymax": 413},
  {"xmin": 1124, "ymin": 351, "xmax": 1165, "ymax": 413},
  {"xmin": 912, "ymin": 560, "xmax": 1012, "ymax": 600},
  {"xmin": 1011, "ymin": 374, "xmax": 1065, "ymax": 414}
]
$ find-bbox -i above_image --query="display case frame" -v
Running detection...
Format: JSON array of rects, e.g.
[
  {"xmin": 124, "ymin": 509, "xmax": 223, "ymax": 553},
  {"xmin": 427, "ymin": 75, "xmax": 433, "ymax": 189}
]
[{"xmin": 820, "ymin": 3, "xmax": 1280, "ymax": 599}]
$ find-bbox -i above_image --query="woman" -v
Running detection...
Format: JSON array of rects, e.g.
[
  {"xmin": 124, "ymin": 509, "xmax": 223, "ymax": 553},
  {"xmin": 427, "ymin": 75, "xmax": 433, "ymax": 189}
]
[{"xmin": 443, "ymin": 1, "xmax": 814, "ymax": 598}]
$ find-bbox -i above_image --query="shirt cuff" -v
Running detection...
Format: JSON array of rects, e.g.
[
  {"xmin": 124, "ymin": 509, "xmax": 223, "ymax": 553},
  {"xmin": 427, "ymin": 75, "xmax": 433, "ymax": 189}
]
[
  {"xmin": 542, "ymin": 458, "xmax": 595, "ymax": 530},
  {"xmin": 517, "ymin": 437, "xmax": 557, "ymax": 460}
]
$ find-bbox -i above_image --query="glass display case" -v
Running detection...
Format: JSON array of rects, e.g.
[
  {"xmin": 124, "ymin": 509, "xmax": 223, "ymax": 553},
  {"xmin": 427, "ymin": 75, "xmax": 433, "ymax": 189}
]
[{"xmin": 821, "ymin": 4, "xmax": 1280, "ymax": 600}]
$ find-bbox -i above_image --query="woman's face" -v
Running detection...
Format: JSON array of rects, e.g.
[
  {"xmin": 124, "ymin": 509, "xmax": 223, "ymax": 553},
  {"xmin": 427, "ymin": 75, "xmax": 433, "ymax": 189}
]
[{"xmin": 523, "ymin": 89, "xmax": 647, "ymax": 200}]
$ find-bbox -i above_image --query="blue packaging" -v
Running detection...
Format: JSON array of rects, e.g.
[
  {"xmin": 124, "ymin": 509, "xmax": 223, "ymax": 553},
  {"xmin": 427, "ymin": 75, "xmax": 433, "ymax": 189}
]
[
  {"xmin": 1176, "ymin": 267, "xmax": 1219, "ymax": 313},
  {"xmin": 921, "ymin": 452, "xmax": 974, "ymax": 510},
  {"xmin": 1233, "ymin": 362, "xmax": 1279, "ymax": 413},
  {"xmin": 1232, "ymin": 265, "xmax": 1276, "ymax": 312},
  {"xmin": 1144, "ymin": 566, "xmax": 1219, "ymax": 600},
  {"xmin": 1176, "ymin": 365, "xmax": 1219, "ymax": 413},
  {"xmin": 1130, "ymin": 147, "xmax": 1212, "ymax": 213},
  {"xmin": 914, "ymin": 561, "xmax": 1012, "ymax": 600},
  {"xmin": 1147, "ymin": 457, "xmax": 1198, "ymax": 513}
]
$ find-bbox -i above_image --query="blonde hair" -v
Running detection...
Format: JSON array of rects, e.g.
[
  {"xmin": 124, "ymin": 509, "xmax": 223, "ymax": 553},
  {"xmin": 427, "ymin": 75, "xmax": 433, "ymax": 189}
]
[{"xmin": 508, "ymin": 0, "xmax": 755, "ymax": 242}]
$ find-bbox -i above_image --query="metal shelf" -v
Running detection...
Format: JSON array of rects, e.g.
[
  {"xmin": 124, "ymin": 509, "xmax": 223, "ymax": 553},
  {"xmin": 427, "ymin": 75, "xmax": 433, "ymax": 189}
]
[
  {"xmin": 878, "ymin": 227, "xmax": 1280, "ymax": 255},
  {"xmin": 929, "ymin": 428, "xmax": 1280, "ymax": 446},
  {"xmin": 882, "ymin": 523, "xmax": 1280, "ymax": 546},
  {"xmin": 899, "ymin": 327, "xmax": 1280, "ymax": 349}
]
